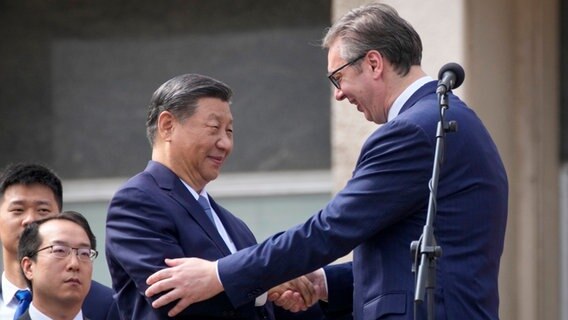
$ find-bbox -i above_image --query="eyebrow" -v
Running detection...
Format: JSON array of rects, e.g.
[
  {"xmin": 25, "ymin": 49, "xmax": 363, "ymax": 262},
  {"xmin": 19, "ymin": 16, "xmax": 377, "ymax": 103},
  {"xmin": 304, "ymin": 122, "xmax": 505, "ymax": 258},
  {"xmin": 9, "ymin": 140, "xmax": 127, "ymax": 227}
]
[
  {"xmin": 8, "ymin": 199, "xmax": 53, "ymax": 206},
  {"xmin": 50, "ymin": 239, "xmax": 92, "ymax": 248}
]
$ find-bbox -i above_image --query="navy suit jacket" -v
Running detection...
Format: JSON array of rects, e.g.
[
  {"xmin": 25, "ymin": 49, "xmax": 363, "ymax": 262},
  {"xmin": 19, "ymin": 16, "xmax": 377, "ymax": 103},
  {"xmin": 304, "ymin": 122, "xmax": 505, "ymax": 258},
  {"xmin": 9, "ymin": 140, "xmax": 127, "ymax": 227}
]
[
  {"xmin": 216, "ymin": 81, "xmax": 508, "ymax": 320},
  {"xmin": 0, "ymin": 280, "xmax": 118, "ymax": 320},
  {"xmin": 83, "ymin": 281, "xmax": 120, "ymax": 320},
  {"xmin": 106, "ymin": 161, "xmax": 276, "ymax": 319}
]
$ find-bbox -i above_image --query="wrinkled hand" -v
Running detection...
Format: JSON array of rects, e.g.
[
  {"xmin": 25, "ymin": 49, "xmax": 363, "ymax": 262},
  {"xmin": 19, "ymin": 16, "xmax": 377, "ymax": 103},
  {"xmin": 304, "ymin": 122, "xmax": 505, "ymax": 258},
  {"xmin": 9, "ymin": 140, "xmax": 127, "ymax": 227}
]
[
  {"xmin": 145, "ymin": 257, "xmax": 222, "ymax": 317},
  {"xmin": 268, "ymin": 268, "xmax": 328, "ymax": 312}
]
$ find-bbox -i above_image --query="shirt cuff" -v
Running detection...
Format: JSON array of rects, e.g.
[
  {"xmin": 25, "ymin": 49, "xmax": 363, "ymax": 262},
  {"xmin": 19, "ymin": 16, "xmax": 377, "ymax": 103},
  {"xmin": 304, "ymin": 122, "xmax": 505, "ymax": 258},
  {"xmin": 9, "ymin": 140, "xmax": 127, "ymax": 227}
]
[
  {"xmin": 321, "ymin": 268, "xmax": 329, "ymax": 302},
  {"xmin": 255, "ymin": 292, "xmax": 267, "ymax": 306}
]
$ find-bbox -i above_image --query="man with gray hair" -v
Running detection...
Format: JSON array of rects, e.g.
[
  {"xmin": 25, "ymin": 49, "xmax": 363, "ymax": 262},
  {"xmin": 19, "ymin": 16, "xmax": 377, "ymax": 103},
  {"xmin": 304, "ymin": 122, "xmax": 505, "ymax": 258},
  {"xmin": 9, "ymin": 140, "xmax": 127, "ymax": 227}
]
[{"xmin": 106, "ymin": 73, "xmax": 322, "ymax": 319}]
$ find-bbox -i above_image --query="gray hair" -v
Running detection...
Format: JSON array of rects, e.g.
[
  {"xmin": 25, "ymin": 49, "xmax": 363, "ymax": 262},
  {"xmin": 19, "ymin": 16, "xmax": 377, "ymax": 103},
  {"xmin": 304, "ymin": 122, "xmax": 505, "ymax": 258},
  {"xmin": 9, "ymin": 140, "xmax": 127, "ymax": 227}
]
[
  {"xmin": 322, "ymin": 2, "xmax": 422, "ymax": 76},
  {"xmin": 146, "ymin": 74, "xmax": 233, "ymax": 145}
]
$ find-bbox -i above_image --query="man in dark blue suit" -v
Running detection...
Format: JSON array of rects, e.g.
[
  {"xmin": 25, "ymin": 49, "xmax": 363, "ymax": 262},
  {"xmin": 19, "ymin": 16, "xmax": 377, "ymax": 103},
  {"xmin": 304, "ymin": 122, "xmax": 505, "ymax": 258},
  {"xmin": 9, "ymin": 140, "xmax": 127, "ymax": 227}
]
[
  {"xmin": 143, "ymin": 2, "xmax": 508, "ymax": 320},
  {"xmin": 0, "ymin": 163, "xmax": 119, "ymax": 320},
  {"xmin": 105, "ymin": 74, "xmax": 334, "ymax": 319},
  {"xmin": 17, "ymin": 211, "xmax": 104, "ymax": 320}
]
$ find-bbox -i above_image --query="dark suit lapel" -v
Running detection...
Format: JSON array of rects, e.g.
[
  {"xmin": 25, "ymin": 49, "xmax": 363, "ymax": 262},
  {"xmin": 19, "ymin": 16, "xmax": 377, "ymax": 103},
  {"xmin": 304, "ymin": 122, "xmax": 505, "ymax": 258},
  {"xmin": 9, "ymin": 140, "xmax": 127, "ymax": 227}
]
[{"xmin": 145, "ymin": 161, "xmax": 232, "ymax": 256}]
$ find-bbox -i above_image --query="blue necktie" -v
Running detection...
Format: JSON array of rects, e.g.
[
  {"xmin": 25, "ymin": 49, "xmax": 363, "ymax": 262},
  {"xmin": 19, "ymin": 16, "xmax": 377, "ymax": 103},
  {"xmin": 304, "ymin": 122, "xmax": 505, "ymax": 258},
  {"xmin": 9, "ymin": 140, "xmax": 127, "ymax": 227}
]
[
  {"xmin": 13, "ymin": 289, "xmax": 32, "ymax": 320},
  {"xmin": 198, "ymin": 196, "xmax": 215, "ymax": 224}
]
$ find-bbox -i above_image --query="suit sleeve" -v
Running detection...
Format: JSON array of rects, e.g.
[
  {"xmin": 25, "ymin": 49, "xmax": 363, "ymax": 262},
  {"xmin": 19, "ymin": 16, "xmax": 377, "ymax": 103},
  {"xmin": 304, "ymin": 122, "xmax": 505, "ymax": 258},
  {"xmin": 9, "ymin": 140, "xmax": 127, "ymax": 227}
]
[
  {"xmin": 106, "ymin": 185, "xmax": 252, "ymax": 318},
  {"xmin": 218, "ymin": 119, "xmax": 433, "ymax": 307},
  {"xmin": 318, "ymin": 263, "xmax": 353, "ymax": 319}
]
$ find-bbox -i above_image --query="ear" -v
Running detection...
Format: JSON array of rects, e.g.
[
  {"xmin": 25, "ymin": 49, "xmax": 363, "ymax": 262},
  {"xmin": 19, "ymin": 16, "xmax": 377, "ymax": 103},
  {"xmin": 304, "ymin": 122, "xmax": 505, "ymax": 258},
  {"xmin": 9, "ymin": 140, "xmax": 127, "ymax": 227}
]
[
  {"xmin": 157, "ymin": 111, "xmax": 176, "ymax": 142},
  {"xmin": 366, "ymin": 50, "xmax": 384, "ymax": 78},
  {"xmin": 21, "ymin": 257, "xmax": 34, "ymax": 281}
]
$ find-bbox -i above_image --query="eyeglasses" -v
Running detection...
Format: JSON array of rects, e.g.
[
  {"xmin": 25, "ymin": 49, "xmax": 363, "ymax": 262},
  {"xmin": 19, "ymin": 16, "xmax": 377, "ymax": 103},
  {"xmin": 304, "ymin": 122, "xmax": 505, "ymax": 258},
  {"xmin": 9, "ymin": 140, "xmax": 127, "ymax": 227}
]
[
  {"xmin": 32, "ymin": 245, "xmax": 98, "ymax": 262},
  {"xmin": 327, "ymin": 53, "xmax": 367, "ymax": 89}
]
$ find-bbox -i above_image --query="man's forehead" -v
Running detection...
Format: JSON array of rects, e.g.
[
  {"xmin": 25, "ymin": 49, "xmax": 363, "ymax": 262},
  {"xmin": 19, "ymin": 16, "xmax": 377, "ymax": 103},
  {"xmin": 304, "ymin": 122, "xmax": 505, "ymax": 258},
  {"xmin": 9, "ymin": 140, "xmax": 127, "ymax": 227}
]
[
  {"xmin": 327, "ymin": 41, "xmax": 344, "ymax": 71},
  {"xmin": 39, "ymin": 220, "xmax": 90, "ymax": 244}
]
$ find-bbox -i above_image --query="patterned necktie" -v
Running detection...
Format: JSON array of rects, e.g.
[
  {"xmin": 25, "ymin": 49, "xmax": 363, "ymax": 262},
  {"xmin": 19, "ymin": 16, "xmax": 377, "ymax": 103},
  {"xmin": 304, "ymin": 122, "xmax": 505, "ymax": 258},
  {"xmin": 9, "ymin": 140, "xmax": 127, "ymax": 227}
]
[
  {"xmin": 13, "ymin": 289, "xmax": 32, "ymax": 320},
  {"xmin": 198, "ymin": 196, "xmax": 215, "ymax": 224}
]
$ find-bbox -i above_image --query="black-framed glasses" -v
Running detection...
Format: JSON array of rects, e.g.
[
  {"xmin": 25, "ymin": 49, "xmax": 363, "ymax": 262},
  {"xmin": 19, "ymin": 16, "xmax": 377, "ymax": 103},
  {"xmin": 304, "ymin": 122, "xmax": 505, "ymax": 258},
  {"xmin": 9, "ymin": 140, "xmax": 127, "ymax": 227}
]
[
  {"xmin": 33, "ymin": 244, "xmax": 98, "ymax": 262},
  {"xmin": 327, "ymin": 53, "xmax": 367, "ymax": 89}
]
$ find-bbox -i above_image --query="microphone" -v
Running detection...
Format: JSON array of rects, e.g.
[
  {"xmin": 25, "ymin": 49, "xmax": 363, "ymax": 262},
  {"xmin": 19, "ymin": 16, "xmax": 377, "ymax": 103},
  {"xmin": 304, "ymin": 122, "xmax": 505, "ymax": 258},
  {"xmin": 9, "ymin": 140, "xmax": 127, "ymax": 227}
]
[{"xmin": 436, "ymin": 62, "xmax": 465, "ymax": 95}]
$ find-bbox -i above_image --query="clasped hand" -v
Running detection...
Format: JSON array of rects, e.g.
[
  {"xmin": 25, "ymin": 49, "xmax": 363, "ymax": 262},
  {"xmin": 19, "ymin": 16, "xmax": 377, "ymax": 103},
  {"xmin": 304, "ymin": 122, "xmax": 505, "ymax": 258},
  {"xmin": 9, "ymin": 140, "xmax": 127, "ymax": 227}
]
[
  {"xmin": 144, "ymin": 257, "xmax": 327, "ymax": 317},
  {"xmin": 267, "ymin": 268, "xmax": 328, "ymax": 312}
]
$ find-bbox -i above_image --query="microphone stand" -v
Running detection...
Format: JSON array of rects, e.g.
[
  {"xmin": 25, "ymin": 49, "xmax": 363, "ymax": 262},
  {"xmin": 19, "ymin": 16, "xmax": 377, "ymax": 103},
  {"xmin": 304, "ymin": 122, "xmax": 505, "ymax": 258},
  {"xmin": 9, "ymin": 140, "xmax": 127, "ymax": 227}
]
[{"xmin": 410, "ymin": 90, "xmax": 457, "ymax": 320}]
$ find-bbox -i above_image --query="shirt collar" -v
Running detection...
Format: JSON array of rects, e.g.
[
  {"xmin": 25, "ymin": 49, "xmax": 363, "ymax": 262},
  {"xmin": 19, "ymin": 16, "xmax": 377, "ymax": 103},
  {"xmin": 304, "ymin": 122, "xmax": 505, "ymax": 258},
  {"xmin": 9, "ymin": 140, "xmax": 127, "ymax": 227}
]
[
  {"xmin": 179, "ymin": 179, "xmax": 208, "ymax": 202},
  {"xmin": 387, "ymin": 76, "xmax": 433, "ymax": 122},
  {"xmin": 1, "ymin": 272, "xmax": 25, "ymax": 306},
  {"xmin": 29, "ymin": 302, "xmax": 83, "ymax": 320}
]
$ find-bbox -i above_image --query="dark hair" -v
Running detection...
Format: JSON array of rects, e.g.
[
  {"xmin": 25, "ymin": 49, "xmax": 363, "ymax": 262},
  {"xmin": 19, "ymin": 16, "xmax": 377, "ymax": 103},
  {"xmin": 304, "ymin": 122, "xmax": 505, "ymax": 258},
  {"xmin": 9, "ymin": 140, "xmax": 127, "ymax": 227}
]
[
  {"xmin": 0, "ymin": 163, "xmax": 63, "ymax": 210},
  {"xmin": 18, "ymin": 211, "xmax": 97, "ymax": 289},
  {"xmin": 322, "ymin": 2, "xmax": 422, "ymax": 76},
  {"xmin": 146, "ymin": 73, "xmax": 233, "ymax": 145}
]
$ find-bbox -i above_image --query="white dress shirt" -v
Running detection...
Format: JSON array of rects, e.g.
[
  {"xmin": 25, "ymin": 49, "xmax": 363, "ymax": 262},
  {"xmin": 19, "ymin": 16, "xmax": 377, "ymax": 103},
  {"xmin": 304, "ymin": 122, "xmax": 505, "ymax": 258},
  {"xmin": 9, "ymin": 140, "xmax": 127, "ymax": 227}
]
[
  {"xmin": 28, "ymin": 303, "xmax": 83, "ymax": 320},
  {"xmin": 0, "ymin": 272, "xmax": 25, "ymax": 318},
  {"xmin": 180, "ymin": 180, "xmax": 237, "ymax": 253},
  {"xmin": 387, "ymin": 76, "xmax": 434, "ymax": 122}
]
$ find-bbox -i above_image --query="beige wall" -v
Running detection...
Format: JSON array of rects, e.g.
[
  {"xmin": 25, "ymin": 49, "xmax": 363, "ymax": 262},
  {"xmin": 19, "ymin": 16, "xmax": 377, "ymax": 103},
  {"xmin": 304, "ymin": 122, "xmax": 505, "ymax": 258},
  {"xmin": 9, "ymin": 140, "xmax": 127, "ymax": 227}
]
[{"xmin": 331, "ymin": 0, "xmax": 560, "ymax": 319}]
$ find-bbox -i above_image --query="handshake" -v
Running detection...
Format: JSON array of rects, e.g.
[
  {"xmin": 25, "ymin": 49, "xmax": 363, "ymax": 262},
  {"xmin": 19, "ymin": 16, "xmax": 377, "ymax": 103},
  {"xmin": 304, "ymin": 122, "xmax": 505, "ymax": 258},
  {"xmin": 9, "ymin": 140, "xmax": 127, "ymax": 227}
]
[
  {"xmin": 267, "ymin": 268, "xmax": 328, "ymax": 312},
  {"xmin": 144, "ymin": 258, "xmax": 330, "ymax": 317}
]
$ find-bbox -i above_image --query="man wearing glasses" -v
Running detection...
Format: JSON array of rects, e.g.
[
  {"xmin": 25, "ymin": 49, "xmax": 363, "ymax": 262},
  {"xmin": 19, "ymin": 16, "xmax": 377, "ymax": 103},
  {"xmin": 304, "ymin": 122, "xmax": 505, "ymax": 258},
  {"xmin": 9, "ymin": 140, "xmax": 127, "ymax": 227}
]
[
  {"xmin": 17, "ymin": 211, "xmax": 98, "ymax": 320},
  {"xmin": 0, "ymin": 163, "xmax": 118, "ymax": 320}
]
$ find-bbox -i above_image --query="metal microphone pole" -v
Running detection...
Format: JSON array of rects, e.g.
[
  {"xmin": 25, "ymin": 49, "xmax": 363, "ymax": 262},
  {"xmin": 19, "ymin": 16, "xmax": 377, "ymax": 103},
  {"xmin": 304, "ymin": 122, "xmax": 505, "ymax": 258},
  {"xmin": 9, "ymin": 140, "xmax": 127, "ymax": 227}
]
[{"xmin": 410, "ymin": 87, "xmax": 457, "ymax": 320}]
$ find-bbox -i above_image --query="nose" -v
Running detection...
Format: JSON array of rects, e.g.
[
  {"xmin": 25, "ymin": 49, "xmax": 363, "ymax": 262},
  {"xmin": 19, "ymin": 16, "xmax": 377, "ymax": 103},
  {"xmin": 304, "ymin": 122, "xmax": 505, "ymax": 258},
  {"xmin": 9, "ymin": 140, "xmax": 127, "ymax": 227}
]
[
  {"xmin": 334, "ymin": 87, "xmax": 346, "ymax": 101},
  {"xmin": 216, "ymin": 133, "xmax": 233, "ymax": 151},
  {"xmin": 67, "ymin": 251, "xmax": 81, "ymax": 270},
  {"xmin": 21, "ymin": 212, "xmax": 36, "ymax": 227}
]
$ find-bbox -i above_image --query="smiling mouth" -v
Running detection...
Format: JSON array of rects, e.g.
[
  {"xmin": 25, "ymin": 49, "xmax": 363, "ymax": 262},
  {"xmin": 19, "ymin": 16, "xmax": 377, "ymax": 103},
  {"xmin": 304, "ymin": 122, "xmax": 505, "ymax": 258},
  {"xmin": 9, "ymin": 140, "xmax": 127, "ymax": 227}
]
[
  {"xmin": 64, "ymin": 278, "xmax": 81, "ymax": 285},
  {"xmin": 209, "ymin": 156, "xmax": 224, "ymax": 165}
]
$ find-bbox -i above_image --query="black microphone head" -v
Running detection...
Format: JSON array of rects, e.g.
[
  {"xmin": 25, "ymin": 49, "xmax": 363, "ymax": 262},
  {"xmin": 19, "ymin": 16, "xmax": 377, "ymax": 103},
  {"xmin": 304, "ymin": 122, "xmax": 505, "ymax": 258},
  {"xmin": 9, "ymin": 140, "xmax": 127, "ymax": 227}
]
[{"xmin": 438, "ymin": 62, "xmax": 465, "ymax": 89}]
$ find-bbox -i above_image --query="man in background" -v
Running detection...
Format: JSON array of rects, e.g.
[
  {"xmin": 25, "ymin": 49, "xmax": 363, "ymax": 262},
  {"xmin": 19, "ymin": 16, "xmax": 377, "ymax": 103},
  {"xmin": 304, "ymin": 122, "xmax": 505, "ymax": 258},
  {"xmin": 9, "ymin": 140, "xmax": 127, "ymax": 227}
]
[
  {"xmin": 0, "ymin": 163, "xmax": 119, "ymax": 319},
  {"xmin": 17, "ymin": 211, "xmax": 99, "ymax": 320}
]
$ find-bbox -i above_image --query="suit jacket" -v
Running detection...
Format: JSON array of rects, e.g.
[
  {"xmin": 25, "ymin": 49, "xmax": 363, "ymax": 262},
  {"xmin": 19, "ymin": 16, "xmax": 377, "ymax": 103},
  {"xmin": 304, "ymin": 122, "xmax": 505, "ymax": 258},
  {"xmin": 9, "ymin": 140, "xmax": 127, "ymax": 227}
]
[
  {"xmin": 0, "ymin": 280, "xmax": 117, "ymax": 320},
  {"xmin": 83, "ymin": 281, "xmax": 120, "ymax": 320},
  {"xmin": 105, "ymin": 161, "xmax": 276, "ymax": 319},
  {"xmin": 217, "ymin": 81, "xmax": 508, "ymax": 320}
]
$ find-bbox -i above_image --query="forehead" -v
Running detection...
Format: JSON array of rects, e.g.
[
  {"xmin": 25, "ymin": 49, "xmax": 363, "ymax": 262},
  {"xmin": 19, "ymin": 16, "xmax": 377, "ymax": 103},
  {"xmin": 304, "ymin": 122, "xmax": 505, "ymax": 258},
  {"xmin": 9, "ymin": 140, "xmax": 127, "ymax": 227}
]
[
  {"xmin": 194, "ymin": 97, "xmax": 232, "ymax": 119},
  {"xmin": 327, "ymin": 40, "xmax": 345, "ymax": 72},
  {"xmin": 1, "ymin": 184, "xmax": 57, "ymax": 205},
  {"xmin": 39, "ymin": 220, "xmax": 90, "ymax": 246}
]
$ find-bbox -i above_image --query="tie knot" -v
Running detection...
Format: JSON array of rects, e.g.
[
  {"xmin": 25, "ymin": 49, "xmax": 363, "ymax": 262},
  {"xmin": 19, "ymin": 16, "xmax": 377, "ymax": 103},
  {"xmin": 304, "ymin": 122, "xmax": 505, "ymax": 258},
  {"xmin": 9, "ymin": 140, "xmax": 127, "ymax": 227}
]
[
  {"xmin": 14, "ymin": 289, "xmax": 32, "ymax": 319},
  {"xmin": 15, "ymin": 290, "xmax": 31, "ymax": 303},
  {"xmin": 198, "ymin": 196, "xmax": 211, "ymax": 211},
  {"xmin": 197, "ymin": 196, "xmax": 215, "ymax": 223}
]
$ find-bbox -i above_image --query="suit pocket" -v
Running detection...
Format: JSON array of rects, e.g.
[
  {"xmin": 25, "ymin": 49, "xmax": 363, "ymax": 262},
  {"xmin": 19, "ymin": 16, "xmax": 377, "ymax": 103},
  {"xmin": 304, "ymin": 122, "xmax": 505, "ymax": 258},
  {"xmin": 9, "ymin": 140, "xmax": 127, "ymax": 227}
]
[{"xmin": 363, "ymin": 291, "xmax": 406, "ymax": 320}]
